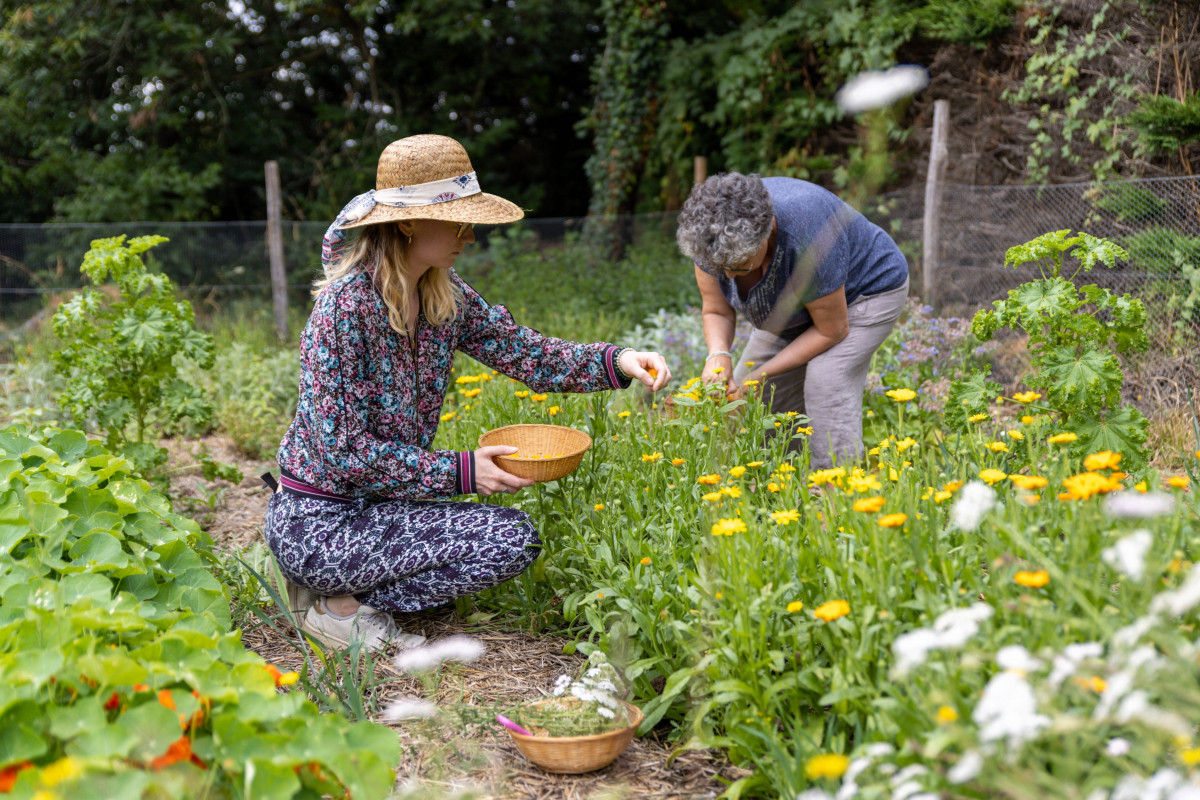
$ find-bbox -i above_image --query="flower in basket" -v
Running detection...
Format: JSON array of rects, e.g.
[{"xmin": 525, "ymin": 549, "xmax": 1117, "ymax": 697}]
[{"xmin": 511, "ymin": 651, "xmax": 631, "ymax": 737}]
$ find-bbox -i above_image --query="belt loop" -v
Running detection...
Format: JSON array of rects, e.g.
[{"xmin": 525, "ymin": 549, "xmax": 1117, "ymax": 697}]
[{"xmin": 261, "ymin": 472, "xmax": 279, "ymax": 492}]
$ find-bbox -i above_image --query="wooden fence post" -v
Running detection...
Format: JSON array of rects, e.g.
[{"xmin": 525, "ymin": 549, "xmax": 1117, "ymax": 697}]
[
  {"xmin": 922, "ymin": 100, "xmax": 949, "ymax": 310},
  {"xmin": 693, "ymin": 156, "xmax": 708, "ymax": 187},
  {"xmin": 265, "ymin": 161, "xmax": 289, "ymax": 343}
]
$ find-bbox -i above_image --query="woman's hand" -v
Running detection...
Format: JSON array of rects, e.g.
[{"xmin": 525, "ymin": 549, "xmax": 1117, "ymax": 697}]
[
  {"xmin": 618, "ymin": 350, "xmax": 672, "ymax": 391},
  {"xmin": 473, "ymin": 446, "xmax": 535, "ymax": 496},
  {"xmin": 702, "ymin": 354, "xmax": 735, "ymax": 395}
]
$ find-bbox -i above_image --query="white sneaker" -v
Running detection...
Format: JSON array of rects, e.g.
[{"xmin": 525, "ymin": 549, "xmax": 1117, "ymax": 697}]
[{"xmin": 301, "ymin": 598, "xmax": 426, "ymax": 652}]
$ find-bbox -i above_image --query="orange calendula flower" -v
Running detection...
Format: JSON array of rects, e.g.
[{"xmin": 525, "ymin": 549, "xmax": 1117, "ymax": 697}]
[
  {"xmin": 1047, "ymin": 432, "xmax": 1078, "ymax": 445},
  {"xmin": 813, "ymin": 600, "xmax": 850, "ymax": 622},
  {"xmin": 642, "ymin": 452, "xmax": 663, "ymax": 462},
  {"xmin": 943, "ymin": 480, "xmax": 964, "ymax": 492},
  {"xmin": 877, "ymin": 513, "xmax": 907, "ymax": 528},
  {"xmin": 711, "ymin": 518, "xmax": 747, "ymax": 536},
  {"xmin": 671, "ymin": 458, "xmax": 686, "ymax": 466},
  {"xmin": 979, "ymin": 469, "xmax": 1007, "ymax": 485},
  {"xmin": 1014, "ymin": 570, "xmax": 1050, "ymax": 588},
  {"xmin": 640, "ymin": 557, "xmax": 651, "ymax": 565},
  {"xmin": 1009, "ymin": 474, "xmax": 1048, "ymax": 490},
  {"xmin": 459, "ymin": 388, "xmax": 482, "ymax": 398},
  {"xmin": 1083, "ymin": 450, "xmax": 1122, "ymax": 471},
  {"xmin": 1167, "ymin": 475, "xmax": 1190, "ymax": 489},
  {"xmin": 1013, "ymin": 391, "xmax": 1042, "ymax": 403},
  {"xmin": 853, "ymin": 496, "xmax": 886, "ymax": 513},
  {"xmin": 728, "ymin": 466, "xmax": 747, "ymax": 477},
  {"xmin": 766, "ymin": 482, "xmax": 781, "ymax": 493},
  {"xmin": 648, "ymin": 368, "xmax": 658, "ymax": 378},
  {"xmin": 886, "ymin": 388, "xmax": 916, "ymax": 403},
  {"xmin": 787, "ymin": 601, "xmax": 804, "ymax": 613},
  {"xmin": 593, "ymin": 503, "xmax": 605, "ymax": 511},
  {"xmin": 697, "ymin": 474, "xmax": 721, "ymax": 485}
]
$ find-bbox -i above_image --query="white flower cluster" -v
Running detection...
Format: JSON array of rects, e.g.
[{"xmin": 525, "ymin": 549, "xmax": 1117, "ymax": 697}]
[
  {"xmin": 1101, "ymin": 529, "xmax": 1153, "ymax": 581},
  {"xmin": 891, "ymin": 602, "xmax": 993, "ymax": 677},
  {"xmin": 392, "ymin": 634, "xmax": 486, "ymax": 673},
  {"xmin": 835, "ymin": 64, "xmax": 930, "ymax": 114},
  {"xmin": 949, "ymin": 481, "xmax": 997, "ymax": 532},
  {"xmin": 552, "ymin": 651, "xmax": 624, "ymax": 720}
]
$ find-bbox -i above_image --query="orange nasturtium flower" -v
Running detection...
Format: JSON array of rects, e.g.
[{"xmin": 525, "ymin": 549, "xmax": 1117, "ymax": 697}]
[
  {"xmin": 0, "ymin": 761, "xmax": 32, "ymax": 791},
  {"xmin": 263, "ymin": 664, "xmax": 299, "ymax": 688},
  {"xmin": 1083, "ymin": 450, "xmax": 1122, "ymax": 471},
  {"xmin": 1014, "ymin": 570, "xmax": 1050, "ymax": 588},
  {"xmin": 711, "ymin": 518, "xmax": 747, "ymax": 537},
  {"xmin": 877, "ymin": 513, "xmax": 908, "ymax": 528},
  {"xmin": 1013, "ymin": 391, "xmax": 1042, "ymax": 403},
  {"xmin": 813, "ymin": 600, "xmax": 850, "ymax": 622},
  {"xmin": 979, "ymin": 469, "xmax": 1008, "ymax": 485},
  {"xmin": 697, "ymin": 474, "xmax": 721, "ymax": 485},
  {"xmin": 886, "ymin": 388, "xmax": 916, "ymax": 403},
  {"xmin": 1047, "ymin": 432, "xmax": 1078, "ymax": 445},
  {"xmin": 152, "ymin": 736, "xmax": 207, "ymax": 771},
  {"xmin": 1009, "ymin": 474, "xmax": 1048, "ymax": 490},
  {"xmin": 853, "ymin": 496, "xmax": 886, "ymax": 513}
]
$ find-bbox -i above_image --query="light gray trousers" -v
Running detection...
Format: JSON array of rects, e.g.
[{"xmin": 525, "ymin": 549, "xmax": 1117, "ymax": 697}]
[{"xmin": 732, "ymin": 280, "xmax": 909, "ymax": 469}]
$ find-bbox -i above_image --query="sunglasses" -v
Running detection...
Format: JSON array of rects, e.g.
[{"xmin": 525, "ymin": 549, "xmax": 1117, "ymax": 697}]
[{"xmin": 455, "ymin": 221, "xmax": 475, "ymax": 240}]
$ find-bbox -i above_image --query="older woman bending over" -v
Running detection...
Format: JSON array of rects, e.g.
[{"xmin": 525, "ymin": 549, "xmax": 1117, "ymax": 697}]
[{"xmin": 676, "ymin": 173, "xmax": 909, "ymax": 469}]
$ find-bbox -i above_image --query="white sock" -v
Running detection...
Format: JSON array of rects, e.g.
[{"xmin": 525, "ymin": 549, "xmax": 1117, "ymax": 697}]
[{"xmin": 317, "ymin": 597, "xmax": 355, "ymax": 620}]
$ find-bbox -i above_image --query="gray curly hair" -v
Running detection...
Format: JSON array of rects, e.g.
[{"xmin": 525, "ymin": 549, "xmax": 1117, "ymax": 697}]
[{"xmin": 676, "ymin": 173, "xmax": 774, "ymax": 275}]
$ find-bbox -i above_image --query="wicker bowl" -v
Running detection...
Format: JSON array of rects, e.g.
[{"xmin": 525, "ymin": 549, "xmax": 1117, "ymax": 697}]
[
  {"xmin": 505, "ymin": 700, "xmax": 642, "ymax": 774},
  {"xmin": 478, "ymin": 424, "xmax": 592, "ymax": 482}
]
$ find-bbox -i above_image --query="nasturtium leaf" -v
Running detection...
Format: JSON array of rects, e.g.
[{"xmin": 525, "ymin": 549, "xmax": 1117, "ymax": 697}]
[
  {"xmin": 5, "ymin": 647, "xmax": 64, "ymax": 687},
  {"xmin": 0, "ymin": 723, "xmax": 47, "ymax": 765},
  {"xmin": 107, "ymin": 481, "xmax": 148, "ymax": 515},
  {"xmin": 116, "ymin": 574, "xmax": 160, "ymax": 601},
  {"xmin": 65, "ymin": 485, "xmax": 121, "ymax": 524},
  {"xmin": 23, "ymin": 476, "xmax": 70, "ymax": 506},
  {"xmin": 77, "ymin": 652, "xmax": 148, "ymax": 687},
  {"xmin": 114, "ymin": 700, "xmax": 181, "ymax": 755},
  {"xmin": 243, "ymin": 759, "xmax": 303, "ymax": 800},
  {"xmin": 235, "ymin": 691, "xmax": 306, "ymax": 724},
  {"xmin": 55, "ymin": 573, "xmax": 115, "ymax": 605},
  {"xmin": 67, "ymin": 720, "xmax": 141, "ymax": 759},
  {"xmin": 63, "ymin": 770, "xmax": 151, "ymax": 800},
  {"xmin": 86, "ymin": 453, "xmax": 134, "ymax": 483},
  {"xmin": 154, "ymin": 541, "xmax": 204, "ymax": 574},
  {"xmin": 48, "ymin": 696, "xmax": 108, "ymax": 739},
  {"xmin": 0, "ymin": 459, "xmax": 22, "ymax": 492},
  {"xmin": 0, "ymin": 430, "xmax": 38, "ymax": 459},
  {"xmin": 26, "ymin": 498, "xmax": 70, "ymax": 537},
  {"xmin": 66, "ymin": 533, "xmax": 130, "ymax": 573},
  {"xmin": 46, "ymin": 429, "xmax": 91, "ymax": 461}
]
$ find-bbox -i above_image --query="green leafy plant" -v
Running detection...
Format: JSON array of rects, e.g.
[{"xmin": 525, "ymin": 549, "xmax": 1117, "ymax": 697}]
[
  {"xmin": 965, "ymin": 230, "xmax": 1150, "ymax": 466},
  {"xmin": 50, "ymin": 236, "xmax": 214, "ymax": 474}
]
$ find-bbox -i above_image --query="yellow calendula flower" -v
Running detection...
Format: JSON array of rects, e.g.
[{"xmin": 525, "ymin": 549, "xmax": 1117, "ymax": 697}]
[
  {"xmin": 618, "ymin": 410, "xmax": 631, "ymax": 418},
  {"xmin": 744, "ymin": 380, "xmax": 760, "ymax": 388},
  {"xmin": 1062, "ymin": 471, "xmax": 1122, "ymax": 500},
  {"xmin": 701, "ymin": 492, "xmax": 722, "ymax": 502},
  {"xmin": 1047, "ymin": 432, "xmax": 1078, "ymax": 445},
  {"xmin": 968, "ymin": 413, "xmax": 990, "ymax": 423},
  {"xmin": 1014, "ymin": 570, "xmax": 1050, "ymax": 588},
  {"xmin": 877, "ymin": 513, "xmax": 907, "ymax": 528},
  {"xmin": 455, "ymin": 374, "xmax": 481, "ymax": 384},
  {"xmin": 460, "ymin": 387, "xmax": 482, "ymax": 398},
  {"xmin": 777, "ymin": 463, "xmax": 797, "ymax": 473},
  {"xmin": 530, "ymin": 393, "xmax": 548, "ymax": 402},
  {"xmin": 697, "ymin": 474, "xmax": 721, "ymax": 485},
  {"xmin": 1167, "ymin": 475, "xmax": 1190, "ymax": 489},
  {"xmin": 711, "ymin": 518, "xmax": 747, "ymax": 537},
  {"xmin": 547, "ymin": 405, "xmax": 561, "ymax": 416},
  {"xmin": 804, "ymin": 753, "xmax": 850, "ymax": 780},
  {"xmin": 767, "ymin": 482, "xmax": 781, "ymax": 493},
  {"xmin": 744, "ymin": 361, "xmax": 756, "ymax": 367},
  {"xmin": 808, "ymin": 467, "xmax": 846, "ymax": 487},
  {"xmin": 934, "ymin": 490, "xmax": 952, "ymax": 504},
  {"xmin": 594, "ymin": 503, "xmax": 605, "ymax": 511},
  {"xmin": 1007, "ymin": 429, "xmax": 1025, "ymax": 441},
  {"xmin": 728, "ymin": 465, "xmax": 747, "ymax": 478},
  {"xmin": 936, "ymin": 705, "xmax": 959, "ymax": 724},
  {"xmin": 439, "ymin": 411, "xmax": 457, "ymax": 422},
  {"xmin": 984, "ymin": 441, "xmax": 1009, "ymax": 453},
  {"xmin": 40, "ymin": 757, "xmax": 82, "ymax": 787},
  {"xmin": 711, "ymin": 366, "xmax": 724, "ymax": 374},
  {"xmin": 853, "ymin": 496, "xmax": 886, "ymax": 513},
  {"xmin": 847, "ymin": 470, "xmax": 883, "ymax": 493},
  {"xmin": 642, "ymin": 452, "xmax": 663, "ymax": 462},
  {"xmin": 813, "ymin": 600, "xmax": 850, "ymax": 622},
  {"xmin": 746, "ymin": 461, "xmax": 764, "ymax": 468},
  {"xmin": 1021, "ymin": 415, "xmax": 1035, "ymax": 425},
  {"xmin": 515, "ymin": 391, "xmax": 531, "ymax": 399},
  {"xmin": 719, "ymin": 486, "xmax": 742, "ymax": 498},
  {"xmin": 895, "ymin": 436, "xmax": 917, "ymax": 452},
  {"xmin": 1084, "ymin": 450, "xmax": 1122, "ymax": 471},
  {"xmin": 771, "ymin": 509, "xmax": 800, "ymax": 525},
  {"xmin": 1009, "ymin": 474, "xmax": 1048, "ymax": 490},
  {"xmin": 1013, "ymin": 391, "xmax": 1042, "ymax": 403},
  {"xmin": 979, "ymin": 469, "xmax": 1007, "ymax": 485},
  {"xmin": 886, "ymin": 388, "xmax": 916, "ymax": 403},
  {"xmin": 1135, "ymin": 480, "xmax": 1148, "ymax": 493},
  {"xmin": 944, "ymin": 480, "xmax": 964, "ymax": 492},
  {"xmin": 1072, "ymin": 675, "xmax": 1107, "ymax": 693}
]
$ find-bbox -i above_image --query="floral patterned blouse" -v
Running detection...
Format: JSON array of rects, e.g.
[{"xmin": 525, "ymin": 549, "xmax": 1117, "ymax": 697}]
[{"xmin": 277, "ymin": 268, "xmax": 629, "ymax": 500}]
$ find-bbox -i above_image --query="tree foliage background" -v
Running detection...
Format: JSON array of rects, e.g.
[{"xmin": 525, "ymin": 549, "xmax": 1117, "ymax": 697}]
[{"xmin": 1, "ymin": 0, "xmax": 1196, "ymax": 224}]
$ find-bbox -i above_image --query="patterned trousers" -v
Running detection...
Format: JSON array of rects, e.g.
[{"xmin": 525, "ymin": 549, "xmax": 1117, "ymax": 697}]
[{"xmin": 262, "ymin": 489, "xmax": 540, "ymax": 612}]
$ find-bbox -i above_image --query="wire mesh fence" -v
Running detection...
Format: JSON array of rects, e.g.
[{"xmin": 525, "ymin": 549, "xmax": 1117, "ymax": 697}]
[{"xmin": 3, "ymin": 177, "xmax": 1197, "ymax": 402}]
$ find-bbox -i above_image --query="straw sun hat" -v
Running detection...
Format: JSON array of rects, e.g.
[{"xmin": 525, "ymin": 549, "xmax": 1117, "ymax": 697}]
[{"xmin": 336, "ymin": 134, "xmax": 524, "ymax": 230}]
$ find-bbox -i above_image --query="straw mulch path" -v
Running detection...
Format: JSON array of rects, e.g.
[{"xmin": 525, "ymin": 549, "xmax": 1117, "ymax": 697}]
[{"xmin": 168, "ymin": 436, "xmax": 747, "ymax": 799}]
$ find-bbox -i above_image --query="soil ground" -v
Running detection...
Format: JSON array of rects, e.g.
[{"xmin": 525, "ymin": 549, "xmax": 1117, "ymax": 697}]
[{"xmin": 165, "ymin": 435, "xmax": 745, "ymax": 800}]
